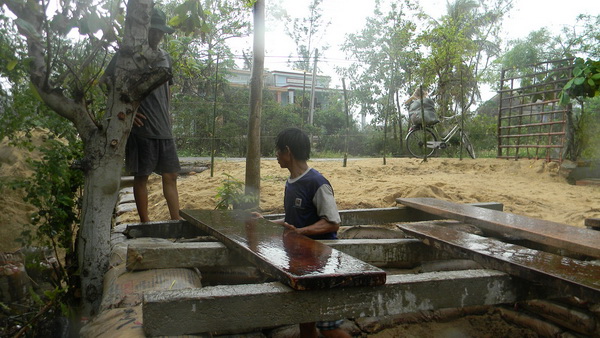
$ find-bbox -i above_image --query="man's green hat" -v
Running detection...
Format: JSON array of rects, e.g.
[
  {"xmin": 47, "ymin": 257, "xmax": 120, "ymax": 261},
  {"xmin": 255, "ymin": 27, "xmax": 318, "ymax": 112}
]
[{"xmin": 151, "ymin": 8, "xmax": 175, "ymax": 34}]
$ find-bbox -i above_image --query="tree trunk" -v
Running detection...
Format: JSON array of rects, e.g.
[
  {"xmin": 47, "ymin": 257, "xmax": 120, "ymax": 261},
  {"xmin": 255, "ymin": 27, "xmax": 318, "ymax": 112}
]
[
  {"xmin": 77, "ymin": 143, "xmax": 124, "ymax": 315},
  {"xmin": 244, "ymin": 0, "xmax": 265, "ymax": 208},
  {"xmin": 395, "ymin": 90, "xmax": 404, "ymax": 153},
  {"xmin": 4, "ymin": 0, "xmax": 170, "ymax": 316}
]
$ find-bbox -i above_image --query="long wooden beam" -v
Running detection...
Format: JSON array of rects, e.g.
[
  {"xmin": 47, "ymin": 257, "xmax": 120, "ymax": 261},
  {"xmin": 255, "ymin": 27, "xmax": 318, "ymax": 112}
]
[
  {"xmin": 397, "ymin": 197, "xmax": 600, "ymax": 258},
  {"xmin": 142, "ymin": 270, "xmax": 526, "ymax": 336},
  {"xmin": 180, "ymin": 209, "xmax": 386, "ymax": 290},
  {"xmin": 398, "ymin": 222, "xmax": 600, "ymax": 302}
]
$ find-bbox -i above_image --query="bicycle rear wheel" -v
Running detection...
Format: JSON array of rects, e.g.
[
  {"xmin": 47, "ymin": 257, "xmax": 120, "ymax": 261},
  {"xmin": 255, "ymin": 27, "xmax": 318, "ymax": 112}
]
[
  {"xmin": 406, "ymin": 127, "xmax": 437, "ymax": 158},
  {"xmin": 461, "ymin": 132, "xmax": 476, "ymax": 159}
]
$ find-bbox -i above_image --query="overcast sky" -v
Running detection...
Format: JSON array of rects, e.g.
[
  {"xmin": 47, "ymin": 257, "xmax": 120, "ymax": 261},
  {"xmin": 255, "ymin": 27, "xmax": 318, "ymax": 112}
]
[{"xmin": 231, "ymin": 0, "xmax": 598, "ymax": 98}]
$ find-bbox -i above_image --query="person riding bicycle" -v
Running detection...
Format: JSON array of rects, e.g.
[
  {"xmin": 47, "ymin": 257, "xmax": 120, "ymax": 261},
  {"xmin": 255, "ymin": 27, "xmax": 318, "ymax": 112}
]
[{"xmin": 405, "ymin": 87, "xmax": 439, "ymax": 126}]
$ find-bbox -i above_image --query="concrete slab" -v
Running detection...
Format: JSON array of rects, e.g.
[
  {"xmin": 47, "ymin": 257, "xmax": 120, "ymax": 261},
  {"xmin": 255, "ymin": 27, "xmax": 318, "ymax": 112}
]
[
  {"xmin": 125, "ymin": 238, "xmax": 455, "ymax": 271},
  {"xmin": 124, "ymin": 220, "xmax": 208, "ymax": 239},
  {"xmin": 142, "ymin": 269, "xmax": 525, "ymax": 336},
  {"xmin": 264, "ymin": 203, "xmax": 504, "ymax": 226}
]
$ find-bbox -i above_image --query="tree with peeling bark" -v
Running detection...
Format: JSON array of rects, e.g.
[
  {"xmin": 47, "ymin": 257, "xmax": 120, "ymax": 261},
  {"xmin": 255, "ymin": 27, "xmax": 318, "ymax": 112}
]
[{"xmin": 0, "ymin": 0, "xmax": 188, "ymax": 315}]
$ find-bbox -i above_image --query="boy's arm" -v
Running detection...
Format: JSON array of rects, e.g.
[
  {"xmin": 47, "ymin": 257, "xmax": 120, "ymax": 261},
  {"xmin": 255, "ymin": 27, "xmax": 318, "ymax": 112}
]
[
  {"xmin": 251, "ymin": 211, "xmax": 336, "ymax": 235},
  {"xmin": 250, "ymin": 212, "xmax": 285, "ymax": 225},
  {"xmin": 294, "ymin": 218, "xmax": 339, "ymax": 237}
]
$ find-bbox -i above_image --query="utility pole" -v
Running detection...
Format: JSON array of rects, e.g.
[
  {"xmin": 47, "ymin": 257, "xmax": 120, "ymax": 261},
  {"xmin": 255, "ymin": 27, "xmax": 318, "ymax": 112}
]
[{"xmin": 309, "ymin": 48, "xmax": 319, "ymax": 125}]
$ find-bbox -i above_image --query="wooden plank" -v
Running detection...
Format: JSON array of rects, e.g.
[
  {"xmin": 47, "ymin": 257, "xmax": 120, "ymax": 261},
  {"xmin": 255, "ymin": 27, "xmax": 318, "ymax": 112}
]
[
  {"xmin": 576, "ymin": 179, "xmax": 600, "ymax": 186},
  {"xmin": 397, "ymin": 222, "xmax": 600, "ymax": 302},
  {"xmin": 396, "ymin": 197, "xmax": 600, "ymax": 258},
  {"xmin": 143, "ymin": 270, "xmax": 525, "ymax": 336},
  {"xmin": 180, "ymin": 209, "xmax": 386, "ymax": 290}
]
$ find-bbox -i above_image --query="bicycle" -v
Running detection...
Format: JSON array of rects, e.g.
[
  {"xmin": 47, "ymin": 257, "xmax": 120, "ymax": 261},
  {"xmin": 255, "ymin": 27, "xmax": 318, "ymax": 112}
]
[{"xmin": 405, "ymin": 113, "xmax": 476, "ymax": 159}]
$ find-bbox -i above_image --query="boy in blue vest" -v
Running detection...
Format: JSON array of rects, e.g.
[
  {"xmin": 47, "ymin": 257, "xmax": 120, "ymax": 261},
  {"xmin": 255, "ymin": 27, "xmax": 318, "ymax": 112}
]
[{"xmin": 256, "ymin": 127, "xmax": 350, "ymax": 338}]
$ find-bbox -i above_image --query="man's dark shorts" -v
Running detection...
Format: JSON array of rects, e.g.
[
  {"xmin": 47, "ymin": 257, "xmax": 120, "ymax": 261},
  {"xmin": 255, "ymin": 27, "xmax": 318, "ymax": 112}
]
[{"xmin": 125, "ymin": 134, "xmax": 181, "ymax": 176}]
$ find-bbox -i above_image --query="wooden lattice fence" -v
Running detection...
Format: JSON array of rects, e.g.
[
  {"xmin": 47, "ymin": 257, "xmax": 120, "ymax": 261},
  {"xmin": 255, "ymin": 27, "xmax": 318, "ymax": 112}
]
[{"xmin": 497, "ymin": 58, "xmax": 574, "ymax": 162}]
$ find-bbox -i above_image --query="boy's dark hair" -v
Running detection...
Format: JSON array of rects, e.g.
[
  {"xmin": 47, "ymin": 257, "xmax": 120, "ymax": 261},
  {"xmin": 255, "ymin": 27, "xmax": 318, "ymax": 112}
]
[{"xmin": 275, "ymin": 128, "xmax": 310, "ymax": 161}]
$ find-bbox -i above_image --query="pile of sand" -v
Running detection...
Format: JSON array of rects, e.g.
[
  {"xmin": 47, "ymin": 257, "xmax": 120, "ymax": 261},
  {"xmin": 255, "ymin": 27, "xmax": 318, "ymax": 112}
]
[
  {"xmin": 0, "ymin": 128, "xmax": 52, "ymax": 252},
  {"xmin": 119, "ymin": 157, "xmax": 600, "ymax": 228}
]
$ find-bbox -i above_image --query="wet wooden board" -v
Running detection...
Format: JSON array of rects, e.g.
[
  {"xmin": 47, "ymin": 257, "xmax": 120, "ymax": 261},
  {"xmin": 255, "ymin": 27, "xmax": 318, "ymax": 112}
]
[
  {"xmin": 180, "ymin": 209, "xmax": 386, "ymax": 290},
  {"xmin": 398, "ymin": 222, "xmax": 600, "ymax": 302},
  {"xmin": 396, "ymin": 197, "xmax": 600, "ymax": 258}
]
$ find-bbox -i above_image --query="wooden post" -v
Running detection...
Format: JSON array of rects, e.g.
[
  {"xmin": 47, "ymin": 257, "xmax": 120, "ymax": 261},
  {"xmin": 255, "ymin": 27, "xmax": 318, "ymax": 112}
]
[{"xmin": 244, "ymin": 0, "xmax": 265, "ymax": 209}]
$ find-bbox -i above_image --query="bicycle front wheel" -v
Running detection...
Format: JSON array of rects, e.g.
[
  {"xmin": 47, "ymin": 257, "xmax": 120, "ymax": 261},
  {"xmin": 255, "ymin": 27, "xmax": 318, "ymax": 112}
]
[
  {"xmin": 406, "ymin": 127, "xmax": 437, "ymax": 158},
  {"xmin": 461, "ymin": 132, "xmax": 476, "ymax": 159}
]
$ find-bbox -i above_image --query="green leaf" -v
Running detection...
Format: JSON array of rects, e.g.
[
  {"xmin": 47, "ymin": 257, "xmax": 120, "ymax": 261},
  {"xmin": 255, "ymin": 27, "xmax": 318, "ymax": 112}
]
[
  {"xmin": 15, "ymin": 18, "xmax": 42, "ymax": 41},
  {"xmin": 563, "ymin": 78, "xmax": 574, "ymax": 90},
  {"xmin": 28, "ymin": 82, "xmax": 43, "ymax": 102},
  {"xmin": 7, "ymin": 60, "xmax": 18, "ymax": 71},
  {"xmin": 589, "ymin": 78, "xmax": 596, "ymax": 87},
  {"xmin": 558, "ymin": 90, "xmax": 570, "ymax": 106},
  {"xmin": 574, "ymin": 77, "xmax": 585, "ymax": 85}
]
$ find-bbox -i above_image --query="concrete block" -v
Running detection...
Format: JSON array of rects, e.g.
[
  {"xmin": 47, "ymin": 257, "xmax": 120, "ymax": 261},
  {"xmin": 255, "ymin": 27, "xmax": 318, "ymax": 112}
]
[
  {"xmin": 125, "ymin": 239, "xmax": 449, "ymax": 271},
  {"xmin": 264, "ymin": 203, "xmax": 504, "ymax": 226},
  {"xmin": 126, "ymin": 242, "xmax": 238, "ymax": 271},
  {"xmin": 124, "ymin": 220, "xmax": 207, "ymax": 239},
  {"xmin": 142, "ymin": 269, "xmax": 523, "ymax": 336}
]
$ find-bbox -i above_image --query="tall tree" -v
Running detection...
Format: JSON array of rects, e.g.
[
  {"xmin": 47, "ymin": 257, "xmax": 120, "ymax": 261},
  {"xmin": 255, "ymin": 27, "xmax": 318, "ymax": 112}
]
[
  {"xmin": 0, "ymin": 0, "xmax": 205, "ymax": 315},
  {"xmin": 419, "ymin": 0, "xmax": 512, "ymax": 116},
  {"xmin": 339, "ymin": 0, "xmax": 422, "ymax": 146},
  {"xmin": 169, "ymin": 0, "xmax": 251, "ymax": 154},
  {"xmin": 245, "ymin": 0, "xmax": 264, "ymax": 209},
  {"xmin": 283, "ymin": 0, "xmax": 329, "ymax": 73},
  {"xmin": 282, "ymin": 0, "xmax": 329, "ymax": 124}
]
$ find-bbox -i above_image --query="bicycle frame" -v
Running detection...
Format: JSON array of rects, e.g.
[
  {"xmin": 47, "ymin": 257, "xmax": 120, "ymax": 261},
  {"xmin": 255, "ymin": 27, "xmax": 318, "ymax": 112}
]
[
  {"xmin": 405, "ymin": 113, "xmax": 476, "ymax": 159},
  {"xmin": 442, "ymin": 124, "xmax": 461, "ymax": 143},
  {"xmin": 427, "ymin": 123, "xmax": 461, "ymax": 149}
]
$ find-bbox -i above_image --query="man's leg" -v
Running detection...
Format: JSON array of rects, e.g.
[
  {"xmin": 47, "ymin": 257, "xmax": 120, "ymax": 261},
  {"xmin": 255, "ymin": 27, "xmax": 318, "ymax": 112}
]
[
  {"xmin": 317, "ymin": 320, "xmax": 351, "ymax": 338},
  {"xmin": 162, "ymin": 172, "xmax": 181, "ymax": 220},
  {"xmin": 133, "ymin": 175, "xmax": 150, "ymax": 223},
  {"xmin": 319, "ymin": 328, "xmax": 351, "ymax": 338},
  {"xmin": 299, "ymin": 322, "xmax": 318, "ymax": 338}
]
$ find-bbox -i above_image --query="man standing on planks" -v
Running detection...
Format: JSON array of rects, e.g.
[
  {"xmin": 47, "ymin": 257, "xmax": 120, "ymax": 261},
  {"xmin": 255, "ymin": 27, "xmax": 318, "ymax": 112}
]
[{"xmin": 104, "ymin": 8, "xmax": 181, "ymax": 222}]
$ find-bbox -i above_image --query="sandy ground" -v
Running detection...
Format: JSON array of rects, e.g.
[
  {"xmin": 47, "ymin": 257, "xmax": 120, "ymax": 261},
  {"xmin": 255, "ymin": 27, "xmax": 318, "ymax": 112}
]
[
  {"xmin": 2, "ymin": 133, "xmax": 600, "ymax": 336},
  {"xmin": 4, "ymin": 142, "xmax": 600, "ymax": 249},
  {"xmin": 117, "ymin": 156, "xmax": 600, "ymax": 228}
]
